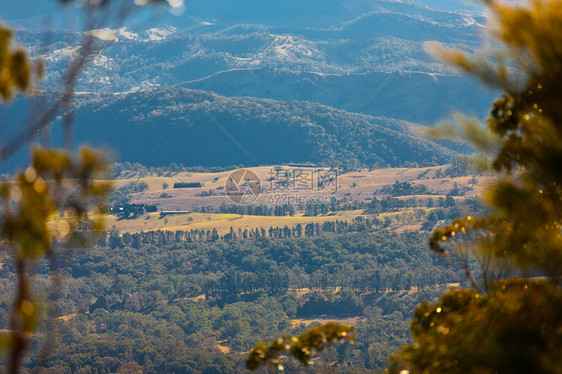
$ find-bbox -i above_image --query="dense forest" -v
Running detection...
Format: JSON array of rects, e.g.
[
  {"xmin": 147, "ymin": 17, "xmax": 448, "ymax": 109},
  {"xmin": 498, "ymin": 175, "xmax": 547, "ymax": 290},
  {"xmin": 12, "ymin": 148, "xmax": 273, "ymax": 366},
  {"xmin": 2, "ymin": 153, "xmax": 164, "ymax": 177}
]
[
  {"xmin": 1, "ymin": 87, "xmax": 460, "ymax": 171},
  {"xmin": 76, "ymin": 88, "xmax": 455, "ymax": 166},
  {"xmin": 58, "ymin": 88, "xmax": 457, "ymax": 169},
  {"xmin": 0, "ymin": 231, "xmax": 455, "ymax": 373}
]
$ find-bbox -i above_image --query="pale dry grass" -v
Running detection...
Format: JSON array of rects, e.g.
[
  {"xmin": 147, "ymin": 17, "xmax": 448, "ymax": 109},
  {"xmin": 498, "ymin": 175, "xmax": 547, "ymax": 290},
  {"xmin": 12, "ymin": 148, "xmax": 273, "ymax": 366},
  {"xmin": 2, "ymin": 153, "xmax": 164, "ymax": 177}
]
[
  {"xmin": 104, "ymin": 211, "xmax": 363, "ymax": 235},
  {"xmin": 216, "ymin": 343, "xmax": 231, "ymax": 354},
  {"xmin": 113, "ymin": 165, "xmax": 491, "ymax": 212},
  {"xmin": 89, "ymin": 165, "xmax": 491, "ymax": 234},
  {"xmin": 54, "ymin": 313, "xmax": 77, "ymax": 322},
  {"xmin": 290, "ymin": 316, "xmax": 365, "ymax": 328}
]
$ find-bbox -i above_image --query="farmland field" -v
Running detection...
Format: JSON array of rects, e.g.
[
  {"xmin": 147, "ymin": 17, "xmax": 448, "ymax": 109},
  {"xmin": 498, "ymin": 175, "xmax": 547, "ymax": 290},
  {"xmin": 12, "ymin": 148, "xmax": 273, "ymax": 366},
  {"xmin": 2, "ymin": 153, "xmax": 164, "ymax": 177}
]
[{"xmin": 96, "ymin": 164, "xmax": 491, "ymax": 234}]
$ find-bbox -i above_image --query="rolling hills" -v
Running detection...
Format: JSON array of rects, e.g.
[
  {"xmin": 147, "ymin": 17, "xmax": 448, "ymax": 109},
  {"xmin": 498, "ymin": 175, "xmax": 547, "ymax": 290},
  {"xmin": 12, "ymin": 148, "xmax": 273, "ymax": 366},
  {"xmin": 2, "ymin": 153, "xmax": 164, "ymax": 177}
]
[
  {"xmin": 0, "ymin": 0, "xmax": 493, "ymax": 171},
  {"xmin": 4, "ymin": 0, "xmax": 493, "ymax": 124},
  {"xmin": 64, "ymin": 87, "xmax": 457, "ymax": 167},
  {"xmin": 179, "ymin": 68, "xmax": 495, "ymax": 124}
]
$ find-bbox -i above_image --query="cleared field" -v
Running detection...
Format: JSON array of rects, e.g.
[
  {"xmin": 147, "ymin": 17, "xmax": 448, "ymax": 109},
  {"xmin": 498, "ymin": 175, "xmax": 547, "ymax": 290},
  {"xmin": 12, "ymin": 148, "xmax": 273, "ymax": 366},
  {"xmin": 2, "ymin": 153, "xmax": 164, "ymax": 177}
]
[
  {"xmin": 110, "ymin": 164, "xmax": 491, "ymax": 212},
  {"xmin": 290, "ymin": 316, "xmax": 365, "ymax": 328},
  {"xmin": 105, "ymin": 211, "xmax": 365, "ymax": 235},
  {"xmin": 87, "ymin": 165, "xmax": 490, "ymax": 234}
]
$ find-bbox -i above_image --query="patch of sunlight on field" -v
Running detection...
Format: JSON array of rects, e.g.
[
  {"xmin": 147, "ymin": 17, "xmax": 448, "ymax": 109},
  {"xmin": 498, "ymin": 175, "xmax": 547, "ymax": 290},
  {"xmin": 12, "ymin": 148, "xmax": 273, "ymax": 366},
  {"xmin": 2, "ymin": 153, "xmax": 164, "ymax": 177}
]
[
  {"xmin": 290, "ymin": 316, "xmax": 365, "ymax": 328},
  {"xmin": 99, "ymin": 211, "xmax": 364, "ymax": 234},
  {"xmin": 157, "ymin": 212, "xmax": 364, "ymax": 235},
  {"xmin": 97, "ymin": 176, "xmax": 182, "ymax": 191}
]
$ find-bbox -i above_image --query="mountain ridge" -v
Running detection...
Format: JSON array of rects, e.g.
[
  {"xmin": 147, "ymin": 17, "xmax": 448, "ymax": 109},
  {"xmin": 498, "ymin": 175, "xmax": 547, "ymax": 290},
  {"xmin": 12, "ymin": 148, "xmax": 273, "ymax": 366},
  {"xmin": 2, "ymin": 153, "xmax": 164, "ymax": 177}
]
[
  {"xmin": 67, "ymin": 87, "xmax": 457, "ymax": 167},
  {"xmin": 0, "ymin": 87, "xmax": 459, "ymax": 171},
  {"xmin": 178, "ymin": 67, "xmax": 495, "ymax": 124}
]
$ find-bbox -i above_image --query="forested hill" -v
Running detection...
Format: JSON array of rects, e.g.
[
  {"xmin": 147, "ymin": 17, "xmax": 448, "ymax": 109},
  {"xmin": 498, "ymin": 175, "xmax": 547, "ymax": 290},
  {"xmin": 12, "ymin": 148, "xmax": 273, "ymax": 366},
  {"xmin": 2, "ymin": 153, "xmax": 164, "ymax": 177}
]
[
  {"xmin": 60, "ymin": 87, "xmax": 456, "ymax": 168},
  {"xmin": 180, "ymin": 68, "xmax": 495, "ymax": 125}
]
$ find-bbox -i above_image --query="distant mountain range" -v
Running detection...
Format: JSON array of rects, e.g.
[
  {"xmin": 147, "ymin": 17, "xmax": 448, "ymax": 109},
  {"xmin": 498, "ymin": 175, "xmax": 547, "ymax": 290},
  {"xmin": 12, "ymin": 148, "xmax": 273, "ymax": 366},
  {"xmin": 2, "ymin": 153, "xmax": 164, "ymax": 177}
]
[
  {"xmin": 1, "ymin": 1, "xmax": 483, "ymax": 32},
  {"xmin": 10, "ymin": 0, "xmax": 493, "ymax": 121},
  {"xmin": 0, "ymin": 0, "xmax": 494, "ymax": 170}
]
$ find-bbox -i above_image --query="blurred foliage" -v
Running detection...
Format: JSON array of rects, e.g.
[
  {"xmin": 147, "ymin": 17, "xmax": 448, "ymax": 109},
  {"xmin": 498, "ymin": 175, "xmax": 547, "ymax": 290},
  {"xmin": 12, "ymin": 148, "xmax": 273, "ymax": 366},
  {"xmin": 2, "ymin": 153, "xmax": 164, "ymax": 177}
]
[
  {"xmin": 0, "ymin": 25, "xmax": 33, "ymax": 102},
  {"xmin": 389, "ymin": 279, "xmax": 562, "ymax": 374},
  {"xmin": 1, "ymin": 147, "xmax": 110, "ymax": 258},
  {"xmin": 246, "ymin": 322, "xmax": 355, "ymax": 371},
  {"xmin": 390, "ymin": 0, "xmax": 562, "ymax": 372},
  {"xmin": 59, "ymin": 0, "xmax": 176, "ymax": 7},
  {"xmin": 0, "ymin": 1, "xmax": 122, "ymax": 371},
  {"xmin": 0, "ymin": 147, "xmax": 110, "ymax": 372},
  {"xmin": 429, "ymin": 0, "xmax": 562, "ymax": 278}
]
